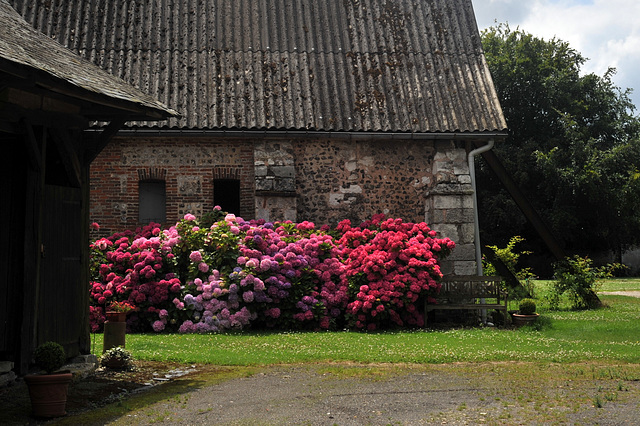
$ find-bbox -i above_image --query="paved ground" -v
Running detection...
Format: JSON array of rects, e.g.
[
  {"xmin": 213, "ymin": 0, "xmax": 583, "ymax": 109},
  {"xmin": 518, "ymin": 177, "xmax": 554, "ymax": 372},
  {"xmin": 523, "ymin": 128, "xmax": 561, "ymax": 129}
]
[
  {"xmin": 122, "ymin": 364, "xmax": 639, "ymax": 426},
  {"xmin": 3, "ymin": 361, "xmax": 639, "ymax": 426}
]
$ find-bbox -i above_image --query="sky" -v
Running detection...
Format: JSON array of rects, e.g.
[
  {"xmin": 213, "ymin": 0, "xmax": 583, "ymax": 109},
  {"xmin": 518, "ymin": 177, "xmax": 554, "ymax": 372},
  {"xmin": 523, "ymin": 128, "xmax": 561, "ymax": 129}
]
[{"xmin": 470, "ymin": 0, "xmax": 640, "ymax": 109}]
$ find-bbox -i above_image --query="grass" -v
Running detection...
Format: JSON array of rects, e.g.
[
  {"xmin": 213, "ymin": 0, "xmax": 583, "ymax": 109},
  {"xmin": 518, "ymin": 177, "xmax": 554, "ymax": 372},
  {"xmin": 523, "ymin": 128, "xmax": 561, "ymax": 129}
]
[
  {"xmin": 91, "ymin": 279, "xmax": 640, "ymax": 366},
  {"xmin": 68, "ymin": 279, "xmax": 640, "ymax": 425}
]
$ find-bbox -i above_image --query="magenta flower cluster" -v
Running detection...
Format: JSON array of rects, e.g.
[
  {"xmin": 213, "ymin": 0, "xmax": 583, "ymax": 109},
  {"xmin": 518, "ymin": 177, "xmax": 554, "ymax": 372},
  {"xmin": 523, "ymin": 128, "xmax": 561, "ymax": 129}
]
[{"xmin": 89, "ymin": 211, "xmax": 454, "ymax": 333}]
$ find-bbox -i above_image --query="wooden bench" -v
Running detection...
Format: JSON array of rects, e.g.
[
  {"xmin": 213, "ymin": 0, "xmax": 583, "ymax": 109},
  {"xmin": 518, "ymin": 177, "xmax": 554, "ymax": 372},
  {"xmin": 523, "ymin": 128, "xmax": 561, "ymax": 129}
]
[{"xmin": 424, "ymin": 275, "xmax": 507, "ymax": 326}]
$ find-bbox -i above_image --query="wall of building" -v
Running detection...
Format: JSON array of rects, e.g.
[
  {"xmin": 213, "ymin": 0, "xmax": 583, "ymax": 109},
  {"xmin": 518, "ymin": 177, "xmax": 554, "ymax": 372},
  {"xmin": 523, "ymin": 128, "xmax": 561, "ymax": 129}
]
[
  {"xmin": 90, "ymin": 135, "xmax": 476, "ymax": 274},
  {"xmin": 90, "ymin": 136, "xmax": 255, "ymax": 236}
]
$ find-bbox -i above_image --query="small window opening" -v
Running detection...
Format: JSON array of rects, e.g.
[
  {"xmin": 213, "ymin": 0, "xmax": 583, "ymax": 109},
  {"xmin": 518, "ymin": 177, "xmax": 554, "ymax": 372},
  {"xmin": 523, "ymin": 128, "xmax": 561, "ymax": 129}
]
[
  {"xmin": 214, "ymin": 179, "xmax": 240, "ymax": 215},
  {"xmin": 139, "ymin": 180, "xmax": 166, "ymax": 224}
]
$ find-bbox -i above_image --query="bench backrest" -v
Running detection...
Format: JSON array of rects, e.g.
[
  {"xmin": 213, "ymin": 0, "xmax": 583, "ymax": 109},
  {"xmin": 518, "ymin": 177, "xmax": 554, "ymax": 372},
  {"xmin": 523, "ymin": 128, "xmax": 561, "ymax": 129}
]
[{"xmin": 437, "ymin": 275, "xmax": 504, "ymax": 300}]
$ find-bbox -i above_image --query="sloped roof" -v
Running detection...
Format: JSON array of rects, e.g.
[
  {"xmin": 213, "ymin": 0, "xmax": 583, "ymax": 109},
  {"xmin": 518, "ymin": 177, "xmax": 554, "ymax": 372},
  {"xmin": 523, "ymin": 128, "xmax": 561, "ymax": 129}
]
[
  {"xmin": 9, "ymin": 0, "xmax": 506, "ymax": 134},
  {"xmin": 0, "ymin": 0, "xmax": 177, "ymax": 121}
]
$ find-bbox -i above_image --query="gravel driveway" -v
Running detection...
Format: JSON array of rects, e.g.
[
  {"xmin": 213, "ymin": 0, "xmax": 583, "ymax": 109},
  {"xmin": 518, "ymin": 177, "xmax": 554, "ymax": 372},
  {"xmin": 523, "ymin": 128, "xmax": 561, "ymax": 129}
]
[
  {"xmin": 600, "ymin": 291, "xmax": 640, "ymax": 298},
  {"xmin": 102, "ymin": 363, "xmax": 639, "ymax": 426},
  {"xmin": 3, "ymin": 361, "xmax": 639, "ymax": 425}
]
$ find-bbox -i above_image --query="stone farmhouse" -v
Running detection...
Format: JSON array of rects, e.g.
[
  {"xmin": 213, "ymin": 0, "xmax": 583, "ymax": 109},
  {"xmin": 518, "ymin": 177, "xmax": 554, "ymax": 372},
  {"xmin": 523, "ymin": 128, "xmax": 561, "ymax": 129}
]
[{"xmin": 11, "ymin": 0, "xmax": 507, "ymax": 276}]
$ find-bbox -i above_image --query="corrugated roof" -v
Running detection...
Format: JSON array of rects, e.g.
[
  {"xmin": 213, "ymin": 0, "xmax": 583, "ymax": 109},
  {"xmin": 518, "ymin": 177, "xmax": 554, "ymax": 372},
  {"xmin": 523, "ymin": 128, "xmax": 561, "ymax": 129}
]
[
  {"xmin": 9, "ymin": 0, "xmax": 506, "ymax": 133},
  {"xmin": 0, "ymin": 0, "xmax": 178, "ymax": 121}
]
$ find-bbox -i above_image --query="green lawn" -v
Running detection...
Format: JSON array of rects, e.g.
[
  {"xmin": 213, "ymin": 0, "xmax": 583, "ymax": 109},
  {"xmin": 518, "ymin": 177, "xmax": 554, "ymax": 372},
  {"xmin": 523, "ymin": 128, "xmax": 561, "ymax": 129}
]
[{"xmin": 91, "ymin": 279, "xmax": 640, "ymax": 366}]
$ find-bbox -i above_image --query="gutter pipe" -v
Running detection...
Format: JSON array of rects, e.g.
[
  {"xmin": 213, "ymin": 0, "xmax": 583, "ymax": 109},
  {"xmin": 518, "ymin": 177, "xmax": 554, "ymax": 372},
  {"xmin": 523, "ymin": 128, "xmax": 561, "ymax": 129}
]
[
  {"xmin": 468, "ymin": 138, "xmax": 495, "ymax": 323},
  {"xmin": 105, "ymin": 128, "xmax": 508, "ymax": 141}
]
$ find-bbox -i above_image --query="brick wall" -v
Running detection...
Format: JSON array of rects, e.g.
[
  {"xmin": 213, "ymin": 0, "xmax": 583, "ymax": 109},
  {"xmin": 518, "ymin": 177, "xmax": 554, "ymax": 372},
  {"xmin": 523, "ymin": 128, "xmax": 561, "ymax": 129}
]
[{"xmin": 90, "ymin": 136, "xmax": 254, "ymax": 236}]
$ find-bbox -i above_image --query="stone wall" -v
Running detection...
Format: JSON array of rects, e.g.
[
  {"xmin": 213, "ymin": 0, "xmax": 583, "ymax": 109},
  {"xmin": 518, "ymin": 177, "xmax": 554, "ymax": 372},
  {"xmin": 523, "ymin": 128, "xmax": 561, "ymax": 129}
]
[
  {"xmin": 291, "ymin": 138, "xmax": 437, "ymax": 225},
  {"xmin": 254, "ymin": 140, "xmax": 297, "ymax": 222}
]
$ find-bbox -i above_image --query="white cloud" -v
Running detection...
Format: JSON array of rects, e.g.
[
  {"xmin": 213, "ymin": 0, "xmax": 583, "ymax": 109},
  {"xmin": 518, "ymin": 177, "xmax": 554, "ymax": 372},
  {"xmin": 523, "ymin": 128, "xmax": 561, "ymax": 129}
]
[{"xmin": 471, "ymin": 0, "xmax": 640, "ymax": 107}]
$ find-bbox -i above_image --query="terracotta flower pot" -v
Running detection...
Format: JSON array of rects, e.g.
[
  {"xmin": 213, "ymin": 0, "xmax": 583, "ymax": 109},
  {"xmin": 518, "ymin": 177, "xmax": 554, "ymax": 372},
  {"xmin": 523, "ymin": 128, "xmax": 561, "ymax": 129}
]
[
  {"xmin": 24, "ymin": 372, "xmax": 73, "ymax": 418},
  {"xmin": 106, "ymin": 311, "xmax": 127, "ymax": 322},
  {"xmin": 103, "ymin": 358, "xmax": 128, "ymax": 369},
  {"xmin": 511, "ymin": 312, "xmax": 540, "ymax": 327}
]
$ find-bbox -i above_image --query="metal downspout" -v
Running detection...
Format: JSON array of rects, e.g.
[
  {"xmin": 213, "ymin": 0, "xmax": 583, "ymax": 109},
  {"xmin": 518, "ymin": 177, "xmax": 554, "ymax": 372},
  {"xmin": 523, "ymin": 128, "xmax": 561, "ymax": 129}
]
[{"xmin": 468, "ymin": 139, "xmax": 495, "ymax": 323}]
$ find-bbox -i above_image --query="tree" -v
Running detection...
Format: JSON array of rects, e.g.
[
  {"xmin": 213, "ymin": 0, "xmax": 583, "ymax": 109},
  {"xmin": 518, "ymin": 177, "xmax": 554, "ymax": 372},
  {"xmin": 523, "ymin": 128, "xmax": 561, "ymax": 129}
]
[{"xmin": 478, "ymin": 24, "xmax": 640, "ymax": 263}]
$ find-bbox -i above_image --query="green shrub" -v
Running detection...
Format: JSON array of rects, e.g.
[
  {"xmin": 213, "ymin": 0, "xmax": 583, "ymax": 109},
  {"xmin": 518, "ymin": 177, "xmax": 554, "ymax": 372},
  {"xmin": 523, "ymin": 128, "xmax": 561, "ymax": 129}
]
[
  {"xmin": 483, "ymin": 236, "xmax": 536, "ymax": 282},
  {"xmin": 551, "ymin": 256, "xmax": 624, "ymax": 310},
  {"xmin": 518, "ymin": 298, "xmax": 537, "ymax": 315},
  {"xmin": 33, "ymin": 341, "xmax": 66, "ymax": 374}
]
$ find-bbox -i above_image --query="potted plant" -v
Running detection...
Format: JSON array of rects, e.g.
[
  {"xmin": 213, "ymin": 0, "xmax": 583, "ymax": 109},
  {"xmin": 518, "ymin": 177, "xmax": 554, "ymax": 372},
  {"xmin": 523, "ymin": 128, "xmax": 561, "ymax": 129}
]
[
  {"xmin": 100, "ymin": 347, "xmax": 134, "ymax": 370},
  {"xmin": 24, "ymin": 341, "xmax": 72, "ymax": 418},
  {"xmin": 511, "ymin": 298, "xmax": 540, "ymax": 327},
  {"xmin": 103, "ymin": 302, "xmax": 136, "ymax": 353},
  {"xmin": 106, "ymin": 301, "xmax": 137, "ymax": 322}
]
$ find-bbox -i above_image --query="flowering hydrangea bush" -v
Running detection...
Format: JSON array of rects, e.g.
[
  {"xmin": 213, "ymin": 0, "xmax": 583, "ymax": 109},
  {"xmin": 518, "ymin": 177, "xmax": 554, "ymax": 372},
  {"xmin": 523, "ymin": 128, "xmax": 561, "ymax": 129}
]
[
  {"xmin": 89, "ymin": 222, "xmax": 183, "ymax": 332},
  {"xmin": 337, "ymin": 214, "xmax": 455, "ymax": 330},
  {"xmin": 89, "ymin": 209, "xmax": 454, "ymax": 333}
]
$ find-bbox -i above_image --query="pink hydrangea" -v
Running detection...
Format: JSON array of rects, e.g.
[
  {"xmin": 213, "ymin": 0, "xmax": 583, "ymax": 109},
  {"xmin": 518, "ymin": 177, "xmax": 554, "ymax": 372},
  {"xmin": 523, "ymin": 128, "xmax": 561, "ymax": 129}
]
[
  {"xmin": 189, "ymin": 251, "xmax": 203, "ymax": 263},
  {"xmin": 152, "ymin": 320, "xmax": 165, "ymax": 332}
]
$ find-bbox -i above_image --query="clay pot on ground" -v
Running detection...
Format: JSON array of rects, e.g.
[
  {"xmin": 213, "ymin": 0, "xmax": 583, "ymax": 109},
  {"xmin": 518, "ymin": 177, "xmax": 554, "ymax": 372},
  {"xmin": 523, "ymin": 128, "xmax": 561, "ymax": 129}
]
[
  {"xmin": 24, "ymin": 372, "xmax": 73, "ymax": 418},
  {"xmin": 511, "ymin": 312, "xmax": 540, "ymax": 327}
]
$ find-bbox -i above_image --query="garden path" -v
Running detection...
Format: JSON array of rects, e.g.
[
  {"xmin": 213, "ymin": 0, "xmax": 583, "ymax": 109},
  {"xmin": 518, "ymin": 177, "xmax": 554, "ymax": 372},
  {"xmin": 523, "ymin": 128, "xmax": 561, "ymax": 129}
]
[{"xmin": 600, "ymin": 291, "xmax": 640, "ymax": 297}]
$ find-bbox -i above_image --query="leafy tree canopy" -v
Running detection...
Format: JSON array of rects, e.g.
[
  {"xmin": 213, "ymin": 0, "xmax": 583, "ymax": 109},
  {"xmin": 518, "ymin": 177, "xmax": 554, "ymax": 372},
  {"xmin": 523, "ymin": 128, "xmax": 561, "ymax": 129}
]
[{"xmin": 478, "ymin": 24, "xmax": 640, "ymax": 261}]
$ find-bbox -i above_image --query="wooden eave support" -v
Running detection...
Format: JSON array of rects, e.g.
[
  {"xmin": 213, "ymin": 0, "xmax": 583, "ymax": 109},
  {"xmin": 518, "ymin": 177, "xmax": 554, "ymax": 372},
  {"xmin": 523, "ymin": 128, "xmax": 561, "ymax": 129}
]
[
  {"xmin": 481, "ymin": 148, "xmax": 567, "ymax": 261},
  {"xmin": 21, "ymin": 118, "xmax": 43, "ymax": 171},
  {"xmin": 84, "ymin": 119, "xmax": 126, "ymax": 165}
]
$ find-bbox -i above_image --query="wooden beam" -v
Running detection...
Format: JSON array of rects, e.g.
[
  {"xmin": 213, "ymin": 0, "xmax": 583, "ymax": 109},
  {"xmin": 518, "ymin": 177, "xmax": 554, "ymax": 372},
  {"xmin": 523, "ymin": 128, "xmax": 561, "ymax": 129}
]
[
  {"xmin": 20, "ymin": 119, "xmax": 42, "ymax": 171},
  {"xmin": 5, "ymin": 99, "xmax": 88, "ymax": 131},
  {"xmin": 19, "ymin": 126, "xmax": 47, "ymax": 374},
  {"xmin": 481, "ymin": 148, "xmax": 567, "ymax": 261}
]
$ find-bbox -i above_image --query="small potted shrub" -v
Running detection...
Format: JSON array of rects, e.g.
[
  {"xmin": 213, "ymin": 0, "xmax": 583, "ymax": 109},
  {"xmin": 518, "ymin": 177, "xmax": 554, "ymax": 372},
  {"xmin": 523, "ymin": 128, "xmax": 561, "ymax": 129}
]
[
  {"xmin": 24, "ymin": 341, "xmax": 73, "ymax": 418},
  {"xmin": 100, "ymin": 347, "xmax": 134, "ymax": 370},
  {"xmin": 511, "ymin": 298, "xmax": 540, "ymax": 327}
]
